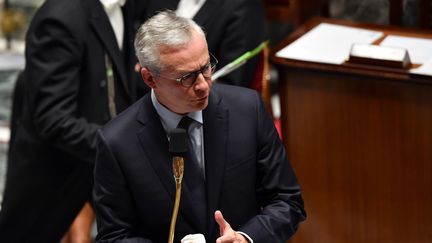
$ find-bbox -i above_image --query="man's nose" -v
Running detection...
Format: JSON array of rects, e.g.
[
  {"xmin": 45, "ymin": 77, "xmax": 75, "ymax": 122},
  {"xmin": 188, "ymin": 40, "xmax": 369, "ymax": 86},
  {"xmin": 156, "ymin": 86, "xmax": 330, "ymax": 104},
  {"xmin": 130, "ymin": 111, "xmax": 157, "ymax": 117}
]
[{"xmin": 193, "ymin": 73, "xmax": 210, "ymax": 90}]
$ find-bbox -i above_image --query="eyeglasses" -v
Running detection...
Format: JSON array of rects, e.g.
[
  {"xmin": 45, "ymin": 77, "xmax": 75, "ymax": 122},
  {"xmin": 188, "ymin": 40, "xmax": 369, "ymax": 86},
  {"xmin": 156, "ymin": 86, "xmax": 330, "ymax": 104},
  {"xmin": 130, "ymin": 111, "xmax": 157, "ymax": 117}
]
[{"xmin": 156, "ymin": 52, "xmax": 218, "ymax": 87}]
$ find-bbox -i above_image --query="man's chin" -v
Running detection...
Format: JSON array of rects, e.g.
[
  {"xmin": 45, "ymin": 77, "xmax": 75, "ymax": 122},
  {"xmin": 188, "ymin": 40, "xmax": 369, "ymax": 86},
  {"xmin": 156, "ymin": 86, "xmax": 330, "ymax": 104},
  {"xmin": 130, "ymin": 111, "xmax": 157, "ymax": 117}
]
[{"xmin": 193, "ymin": 99, "xmax": 208, "ymax": 111}]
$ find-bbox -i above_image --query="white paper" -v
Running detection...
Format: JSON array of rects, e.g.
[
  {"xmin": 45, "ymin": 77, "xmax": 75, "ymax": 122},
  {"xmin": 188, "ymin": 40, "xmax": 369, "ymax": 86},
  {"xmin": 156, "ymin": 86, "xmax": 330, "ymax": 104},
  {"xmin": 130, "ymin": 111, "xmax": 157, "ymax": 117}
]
[
  {"xmin": 410, "ymin": 58, "xmax": 432, "ymax": 76},
  {"xmin": 275, "ymin": 23, "xmax": 383, "ymax": 64},
  {"xmin": 380, "ymin": 35, "xmax": 432, "ymax": 64}
]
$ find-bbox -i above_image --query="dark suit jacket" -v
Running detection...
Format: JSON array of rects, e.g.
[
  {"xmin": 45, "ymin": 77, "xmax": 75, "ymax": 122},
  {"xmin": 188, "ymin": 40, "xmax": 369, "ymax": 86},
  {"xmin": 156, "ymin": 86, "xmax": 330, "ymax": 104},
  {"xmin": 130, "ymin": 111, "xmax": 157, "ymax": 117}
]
[
  {"xmin": 93, "ymin": 84, "xmax": 306, "ymax": 243},
  {"xmin": 139, "ymin": 0, "xmax": 267, "ymax": 87},
  {"xmin": 0, "ymin": 0, "xmax": 143, "ymax": 241}
]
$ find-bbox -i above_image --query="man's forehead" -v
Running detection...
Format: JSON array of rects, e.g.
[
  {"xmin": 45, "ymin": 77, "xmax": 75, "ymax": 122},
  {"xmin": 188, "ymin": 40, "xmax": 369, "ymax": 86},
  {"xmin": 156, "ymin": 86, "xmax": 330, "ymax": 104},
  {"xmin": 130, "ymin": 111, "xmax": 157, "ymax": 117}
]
[{"xmin": 160, "ymin": 51, "xmax": 210, "ymax": 73}]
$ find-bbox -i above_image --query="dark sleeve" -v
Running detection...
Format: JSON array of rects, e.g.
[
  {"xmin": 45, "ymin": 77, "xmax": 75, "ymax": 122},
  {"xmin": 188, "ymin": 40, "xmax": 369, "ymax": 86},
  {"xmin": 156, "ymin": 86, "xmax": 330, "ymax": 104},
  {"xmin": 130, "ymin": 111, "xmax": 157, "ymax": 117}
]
[
  {"xmin": 93, "ymin": 130, "xmax": 154, "ymax": 243},
  {"xmin": 7, "ymin": 71, "xmax": 25, "ymax": 160},
  {"xmin": 214, "ymin": 0, "xmax": 267, "ymax": 87},
  {"xmin": 25, "ymin": 17, "xmax": 99, "ymax": 163},
  {"xmin": 239, "ymin": 92, "xmax": 307, "ymax": 242}
]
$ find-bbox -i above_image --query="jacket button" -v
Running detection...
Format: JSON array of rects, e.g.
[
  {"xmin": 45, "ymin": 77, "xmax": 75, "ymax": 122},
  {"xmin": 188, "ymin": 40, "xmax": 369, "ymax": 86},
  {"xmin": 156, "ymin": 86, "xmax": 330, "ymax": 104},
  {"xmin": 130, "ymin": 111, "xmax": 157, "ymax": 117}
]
[{"xmin": 100, "ymin": 80, "xmax": 107, "ymax": 88}]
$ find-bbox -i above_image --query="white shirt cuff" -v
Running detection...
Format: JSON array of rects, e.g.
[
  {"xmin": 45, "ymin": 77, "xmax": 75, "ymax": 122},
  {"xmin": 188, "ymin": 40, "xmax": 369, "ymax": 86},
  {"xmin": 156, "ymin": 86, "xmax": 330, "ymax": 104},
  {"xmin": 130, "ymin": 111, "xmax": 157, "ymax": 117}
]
[{"xmin": 237, "ymin": 231, "xmax": 253, "ymax": 243}]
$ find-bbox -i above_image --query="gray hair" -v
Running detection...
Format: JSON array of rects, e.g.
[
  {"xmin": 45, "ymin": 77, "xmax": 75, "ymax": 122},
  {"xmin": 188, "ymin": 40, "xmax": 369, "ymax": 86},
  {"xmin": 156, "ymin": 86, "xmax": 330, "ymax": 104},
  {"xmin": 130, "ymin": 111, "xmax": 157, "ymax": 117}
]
[{"xmin": 134, "ymin": 10, "xmax": 206, "ymax": 73}]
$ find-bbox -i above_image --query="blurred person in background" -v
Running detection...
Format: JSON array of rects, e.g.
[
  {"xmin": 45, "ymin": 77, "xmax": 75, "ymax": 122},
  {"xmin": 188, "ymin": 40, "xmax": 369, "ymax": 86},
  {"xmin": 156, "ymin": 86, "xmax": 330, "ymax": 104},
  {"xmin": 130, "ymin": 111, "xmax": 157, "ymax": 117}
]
[{"xmin": 0, "ymin": 0, "xmax": 147, "ymax": 242}]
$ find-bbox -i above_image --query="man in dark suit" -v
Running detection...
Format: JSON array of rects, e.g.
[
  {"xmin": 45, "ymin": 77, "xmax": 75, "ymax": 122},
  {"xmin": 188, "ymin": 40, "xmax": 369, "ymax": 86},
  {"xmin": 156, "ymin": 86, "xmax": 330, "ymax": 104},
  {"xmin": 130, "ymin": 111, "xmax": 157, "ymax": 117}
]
[
  {"xmin": 93, "ymin": 11, "xmax": 306, "ymax": 243},
  {"xmin": 139, "ymin": 0, "xmax": 267, "ymax": 87},
  {"xmin": 0, "ymin": 0, "xmax": 147, "ymax": 242}
]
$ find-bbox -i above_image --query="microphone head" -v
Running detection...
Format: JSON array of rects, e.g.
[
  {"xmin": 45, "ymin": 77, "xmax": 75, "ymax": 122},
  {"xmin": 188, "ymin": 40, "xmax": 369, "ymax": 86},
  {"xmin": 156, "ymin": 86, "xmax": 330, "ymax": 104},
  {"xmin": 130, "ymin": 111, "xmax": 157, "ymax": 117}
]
[{"xmin": 169, "ymin": 128, "xmax": 188, "ymax": 155}]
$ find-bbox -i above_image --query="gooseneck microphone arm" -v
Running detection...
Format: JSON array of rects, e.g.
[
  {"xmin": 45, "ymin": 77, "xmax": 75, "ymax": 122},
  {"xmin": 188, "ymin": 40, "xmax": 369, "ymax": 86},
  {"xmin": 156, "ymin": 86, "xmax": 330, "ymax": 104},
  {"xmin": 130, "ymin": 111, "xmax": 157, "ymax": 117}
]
[{"xmin": 168, "ymin": 128, "xmax": 188, "ymax": 243}]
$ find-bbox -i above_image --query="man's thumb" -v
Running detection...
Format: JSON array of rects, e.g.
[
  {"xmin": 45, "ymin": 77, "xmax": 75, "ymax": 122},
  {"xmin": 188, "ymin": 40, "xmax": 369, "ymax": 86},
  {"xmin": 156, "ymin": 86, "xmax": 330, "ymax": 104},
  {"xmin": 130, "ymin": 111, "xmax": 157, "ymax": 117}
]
[{"xmin": 215, "ymin": 210, "xmax": 228, "ymax": 234}]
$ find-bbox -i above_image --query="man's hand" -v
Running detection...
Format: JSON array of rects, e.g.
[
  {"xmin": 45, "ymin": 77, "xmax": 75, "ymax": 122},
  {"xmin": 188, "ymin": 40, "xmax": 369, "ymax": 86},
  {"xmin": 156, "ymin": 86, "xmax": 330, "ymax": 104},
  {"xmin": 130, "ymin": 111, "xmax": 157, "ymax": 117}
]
[{"xmin": 215, "ymin": 210, "xmax": 249, "ymax": 243}]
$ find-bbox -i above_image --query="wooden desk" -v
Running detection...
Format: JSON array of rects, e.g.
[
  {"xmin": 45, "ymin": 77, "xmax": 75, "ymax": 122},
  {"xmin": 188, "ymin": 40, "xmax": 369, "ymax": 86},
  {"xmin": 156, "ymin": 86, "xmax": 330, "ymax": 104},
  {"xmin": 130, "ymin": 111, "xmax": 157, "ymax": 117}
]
[{"xmin": 271, "ymin": 18, "xmax": 432, "ymax": 243}]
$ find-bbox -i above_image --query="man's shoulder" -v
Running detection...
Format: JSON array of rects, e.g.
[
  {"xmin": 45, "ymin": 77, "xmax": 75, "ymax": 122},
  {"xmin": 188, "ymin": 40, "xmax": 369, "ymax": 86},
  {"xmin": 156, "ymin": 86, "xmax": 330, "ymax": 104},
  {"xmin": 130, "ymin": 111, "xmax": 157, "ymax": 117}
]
[
  {"xmin": 30, "ymin": 0, "xmax": 95, "ymax": 36},
  {"xmin": 213, "ymin": 83, "xmax": 256, "ymax": 93},
  {"xmin": 212, "ymin": 83, "xmax": 259, "ymax": 101},
  {"xmin": 100, "ymin": 96, "xmax": 146, "ymax": 139},
  {"xmin": 34, "ymin": 0, "xmax": 86, "ymax": 20}
]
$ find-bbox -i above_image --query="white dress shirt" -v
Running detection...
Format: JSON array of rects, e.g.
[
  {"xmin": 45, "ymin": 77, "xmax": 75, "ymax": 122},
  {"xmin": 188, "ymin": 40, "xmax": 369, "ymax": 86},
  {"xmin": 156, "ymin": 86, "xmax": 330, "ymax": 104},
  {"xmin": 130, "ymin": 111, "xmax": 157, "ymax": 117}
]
[
  {"xmin": 100, "ymin": 0, "xmax": 125, "ymax": 49},
  {"xmin": 176, "ymin": 0, "xmax": 206, "ymax": 19},
  {"xmin": 151, "ymin": 90, "xmax": 205, "ymax": 176}
]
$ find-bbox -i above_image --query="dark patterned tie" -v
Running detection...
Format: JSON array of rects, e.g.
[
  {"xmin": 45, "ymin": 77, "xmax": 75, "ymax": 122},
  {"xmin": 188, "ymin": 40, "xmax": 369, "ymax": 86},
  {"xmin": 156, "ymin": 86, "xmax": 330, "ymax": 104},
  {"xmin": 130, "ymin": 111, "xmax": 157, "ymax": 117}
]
[{"xmin": 177, "ymin": 116, "xmax": 207, "ymax": 229}]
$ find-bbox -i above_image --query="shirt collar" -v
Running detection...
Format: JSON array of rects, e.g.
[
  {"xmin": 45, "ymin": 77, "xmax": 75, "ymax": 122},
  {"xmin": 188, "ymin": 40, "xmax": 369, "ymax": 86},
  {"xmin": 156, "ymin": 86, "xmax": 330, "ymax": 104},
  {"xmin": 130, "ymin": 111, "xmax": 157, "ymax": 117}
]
[{"xmin": 151, "ymin": 90, "xmax": 203, "ymax": 134}]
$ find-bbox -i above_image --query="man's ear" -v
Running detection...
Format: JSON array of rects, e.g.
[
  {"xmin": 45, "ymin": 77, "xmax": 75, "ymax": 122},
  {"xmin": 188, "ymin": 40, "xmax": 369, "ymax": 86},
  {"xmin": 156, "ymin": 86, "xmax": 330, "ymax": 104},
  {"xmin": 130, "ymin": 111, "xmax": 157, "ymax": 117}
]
[{"xmin": 141, "ymin": 67, "xmax": 157, "ymax": 89}]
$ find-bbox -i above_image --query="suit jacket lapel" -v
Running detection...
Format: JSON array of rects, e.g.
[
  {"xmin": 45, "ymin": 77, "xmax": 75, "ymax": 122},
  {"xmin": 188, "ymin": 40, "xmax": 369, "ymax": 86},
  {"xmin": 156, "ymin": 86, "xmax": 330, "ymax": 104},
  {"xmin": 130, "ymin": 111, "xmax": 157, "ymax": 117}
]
[
  {"xmin": 135, "ymin": 94, "xmax": 208, "ymax": 232},
  {"xmin": 87, "ymin": 0, "xmax": 130, "ymax": 98},
  {"xmin": 203, "ymin": 88, "xmax": 228, "ymax": 234},
  {"xmin": 136, "ymin": 96, "xmax": 174, "ymax": 198}
]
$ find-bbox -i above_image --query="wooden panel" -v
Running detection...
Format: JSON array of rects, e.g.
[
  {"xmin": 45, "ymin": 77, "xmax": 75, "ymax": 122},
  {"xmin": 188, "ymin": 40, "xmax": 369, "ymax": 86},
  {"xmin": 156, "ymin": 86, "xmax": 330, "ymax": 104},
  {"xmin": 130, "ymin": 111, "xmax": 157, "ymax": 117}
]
[
  {"xmin": 279, "ymin": 68, "xmax": 432, "ymax": 243},
  {"xmin": 262, "ymin": 0, "xmax": 296, "ymax": 22},
  {"xmin": 272, "ymin": 18, "xmax": 432, "ymax": 243},
  {"xmin": 262, "ymin": 0, "xmax": 328, "ymax": 26}
]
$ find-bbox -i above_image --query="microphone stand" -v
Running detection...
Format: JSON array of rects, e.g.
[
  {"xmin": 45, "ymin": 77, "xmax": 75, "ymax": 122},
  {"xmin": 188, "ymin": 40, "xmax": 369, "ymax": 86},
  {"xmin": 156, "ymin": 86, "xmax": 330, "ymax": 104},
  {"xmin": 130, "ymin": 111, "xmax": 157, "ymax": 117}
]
[
  {"xmin": 168, "ymin": 128, "xmax": 187, "ymax": 243},
  {"xmin": 169, "ymin": 156, "xmax": 184, "ymax": 243}
]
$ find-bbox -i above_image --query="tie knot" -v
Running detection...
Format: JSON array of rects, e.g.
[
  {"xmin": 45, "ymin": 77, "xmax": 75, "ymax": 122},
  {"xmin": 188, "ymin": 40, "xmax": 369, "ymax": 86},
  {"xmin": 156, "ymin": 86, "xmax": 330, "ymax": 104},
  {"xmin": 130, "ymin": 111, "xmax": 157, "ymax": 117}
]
[{"xmin": 177, "ymin": 116, "xmax": 195, "ymax": 130}]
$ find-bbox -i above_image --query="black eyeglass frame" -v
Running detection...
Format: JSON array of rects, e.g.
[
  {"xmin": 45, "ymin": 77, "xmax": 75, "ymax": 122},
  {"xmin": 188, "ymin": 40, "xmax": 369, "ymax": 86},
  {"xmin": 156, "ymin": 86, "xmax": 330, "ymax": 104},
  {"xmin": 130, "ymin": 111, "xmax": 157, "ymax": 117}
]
[{"xmin": 154, "ymin": 52, "xmax": 218, "ymax": 87}]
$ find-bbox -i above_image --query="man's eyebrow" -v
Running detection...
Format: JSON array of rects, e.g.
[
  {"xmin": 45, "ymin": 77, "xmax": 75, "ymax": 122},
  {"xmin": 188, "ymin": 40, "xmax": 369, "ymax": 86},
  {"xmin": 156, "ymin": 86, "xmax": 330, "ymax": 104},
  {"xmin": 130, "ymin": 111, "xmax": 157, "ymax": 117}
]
[{"xmin": 179, "ymin": 58, "xmax": 211, "ymax": 75}]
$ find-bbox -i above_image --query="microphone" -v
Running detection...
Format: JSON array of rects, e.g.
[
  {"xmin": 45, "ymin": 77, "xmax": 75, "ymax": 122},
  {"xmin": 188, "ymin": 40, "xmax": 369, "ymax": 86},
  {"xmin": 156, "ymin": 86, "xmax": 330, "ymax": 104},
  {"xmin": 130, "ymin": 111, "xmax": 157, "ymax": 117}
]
[
  {"xmin": 169, "ymin": 128, "xmax": 187, "ymax": 184},
  {"xmin": 168, "ymin": 128, "xmax": 188, "ymax": 243}
]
